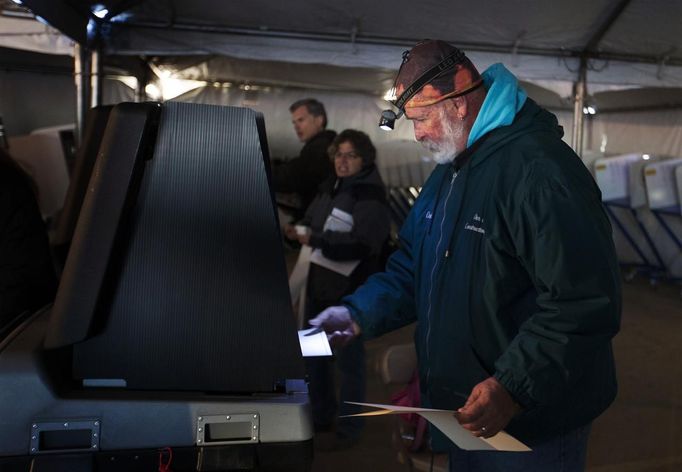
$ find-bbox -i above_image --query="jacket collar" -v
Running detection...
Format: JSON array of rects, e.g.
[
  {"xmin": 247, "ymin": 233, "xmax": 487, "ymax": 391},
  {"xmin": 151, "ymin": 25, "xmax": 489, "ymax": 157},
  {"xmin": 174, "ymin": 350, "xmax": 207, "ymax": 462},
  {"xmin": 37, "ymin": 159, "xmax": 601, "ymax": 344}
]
[{"xmin": 462, "ymin": 99, "xmax": 563, "ymax": 171}]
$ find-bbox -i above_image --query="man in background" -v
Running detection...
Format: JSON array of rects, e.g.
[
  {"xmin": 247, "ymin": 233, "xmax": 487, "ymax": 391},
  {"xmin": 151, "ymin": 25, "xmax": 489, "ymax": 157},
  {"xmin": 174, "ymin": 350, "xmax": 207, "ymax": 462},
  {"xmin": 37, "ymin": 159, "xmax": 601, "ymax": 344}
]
[{"xmin": 272, "ymin": 98, "xmax": 336, "ymax": 220}]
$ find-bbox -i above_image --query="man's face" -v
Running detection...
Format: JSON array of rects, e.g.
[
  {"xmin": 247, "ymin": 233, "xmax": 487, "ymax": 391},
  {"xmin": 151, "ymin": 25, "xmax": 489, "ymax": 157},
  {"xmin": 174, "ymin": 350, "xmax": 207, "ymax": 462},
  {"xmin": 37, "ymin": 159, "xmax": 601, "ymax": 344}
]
[
  {"xmin": 291, "ymin": 106, "xmax": 324, "ymax": 143},
  {"xmin": 406, "ymin": 102, "xmax": 465, "ymax": 164}
]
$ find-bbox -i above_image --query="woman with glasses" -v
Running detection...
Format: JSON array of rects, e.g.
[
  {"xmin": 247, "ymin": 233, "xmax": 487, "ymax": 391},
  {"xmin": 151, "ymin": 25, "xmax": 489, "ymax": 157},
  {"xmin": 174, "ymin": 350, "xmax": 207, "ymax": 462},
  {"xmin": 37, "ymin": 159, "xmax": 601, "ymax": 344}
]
[{"xmin": 285, "ymin": 129, "xmax": 390, "ymax": 450}]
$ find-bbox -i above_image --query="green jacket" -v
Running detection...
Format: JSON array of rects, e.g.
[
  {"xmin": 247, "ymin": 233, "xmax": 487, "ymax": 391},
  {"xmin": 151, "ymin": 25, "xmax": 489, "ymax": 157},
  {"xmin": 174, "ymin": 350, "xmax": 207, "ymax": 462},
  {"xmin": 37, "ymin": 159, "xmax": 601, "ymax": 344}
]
[{"xmin": 343, "ymin": 99, "xmax": 621, "ymax": 446}]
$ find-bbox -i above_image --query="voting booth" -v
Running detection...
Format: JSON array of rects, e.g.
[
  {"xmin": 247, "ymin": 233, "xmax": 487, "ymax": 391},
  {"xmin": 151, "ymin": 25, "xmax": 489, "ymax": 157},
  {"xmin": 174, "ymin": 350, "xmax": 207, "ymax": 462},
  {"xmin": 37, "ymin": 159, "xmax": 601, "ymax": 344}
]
[
  {"xmin": 593, "ymin": 153, "xmax": 666, "ymax": 274},
  {"xmin": 594, "ymin": 153, "xmax": 643, "ymax": 204},
  {"xmin": 644, "ymin": 158, "xmax": 682, "ymax": 213},
  {"xmin": 0, "ymin": 102, "xmax": 311, "ymax": 471},
  {"xmin": 643, "ymin": 158, "xmax": 682, "ymax": 281}
]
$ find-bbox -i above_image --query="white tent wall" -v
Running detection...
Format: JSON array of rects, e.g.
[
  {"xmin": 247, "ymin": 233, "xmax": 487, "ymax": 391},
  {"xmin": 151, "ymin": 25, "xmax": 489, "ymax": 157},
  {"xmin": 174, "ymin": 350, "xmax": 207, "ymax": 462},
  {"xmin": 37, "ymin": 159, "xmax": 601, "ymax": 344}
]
[
  {"xmin": 0, "ymin": 68, "xmax": 134, "ymax": 136},
  {"xmin": 174, "ymin": 85, "xmax": 430, "ymax": 187},
  {"xmin": 174, "ymin": 83, "xmax": 576, "ymax": 187},
  {"xmin": 0, "ymin": 69, "xmax": 74, "ymax": 136},
  {"xmin": 174, "ymin": 85, "xmax": 416, "ymax": 155},
  {"xmin": 110, "ymin": 28, "xmax": 682, "ymax": 93},
  {"xmin": 0, "ymin": 16, "xmax": 73, "ymax": 56},
  {"xmin": 102, "ymin": 78, "xmax": 136, "ymax": 105},
  {"xmin": 588, "ymin": 110, "xmax": 682, "ymax": 157}
]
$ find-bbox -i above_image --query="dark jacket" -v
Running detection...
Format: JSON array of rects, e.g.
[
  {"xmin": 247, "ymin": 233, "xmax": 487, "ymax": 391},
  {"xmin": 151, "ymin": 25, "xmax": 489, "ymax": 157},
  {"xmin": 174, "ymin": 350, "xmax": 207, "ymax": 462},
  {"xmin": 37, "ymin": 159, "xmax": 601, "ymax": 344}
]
[
  {"xmin": 301, "ymin": 165, "xmax": 390, "ymax": 314},
  {"xmin": 0, "ymin": 158, "xmax": 57, "ymax": 333},
  {"xmin": 272, "ymin": 130, "xmax": 336, "ymax": 218},
  {"xmin": 343, "ymin": 99, "xmax": 621, "ymax": 446}
]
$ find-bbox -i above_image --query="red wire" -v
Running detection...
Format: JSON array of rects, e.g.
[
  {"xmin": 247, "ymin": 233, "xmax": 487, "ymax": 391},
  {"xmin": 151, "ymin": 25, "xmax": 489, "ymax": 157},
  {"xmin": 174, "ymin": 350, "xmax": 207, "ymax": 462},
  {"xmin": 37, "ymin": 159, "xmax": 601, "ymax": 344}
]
[{"xmin": 158, "ymin": 447, "xmax": 173, "ymax": 472}]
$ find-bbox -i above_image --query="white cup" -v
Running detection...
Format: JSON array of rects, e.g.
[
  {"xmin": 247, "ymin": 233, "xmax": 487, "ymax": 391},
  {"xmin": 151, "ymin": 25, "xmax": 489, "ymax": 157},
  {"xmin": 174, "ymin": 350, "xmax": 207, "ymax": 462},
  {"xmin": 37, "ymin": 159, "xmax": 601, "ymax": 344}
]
[{"xmin": 294, "ymin": 225, "xmax": 310, "ymax": 236}]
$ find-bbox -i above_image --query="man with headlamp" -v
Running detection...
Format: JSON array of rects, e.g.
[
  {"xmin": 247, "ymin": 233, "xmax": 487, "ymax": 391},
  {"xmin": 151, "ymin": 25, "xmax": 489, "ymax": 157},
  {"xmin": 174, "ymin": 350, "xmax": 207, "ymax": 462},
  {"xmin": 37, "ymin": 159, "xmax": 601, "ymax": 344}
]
[{"xmin": 310, "ymin": 40, "xmax": 621, "ymax": 471}]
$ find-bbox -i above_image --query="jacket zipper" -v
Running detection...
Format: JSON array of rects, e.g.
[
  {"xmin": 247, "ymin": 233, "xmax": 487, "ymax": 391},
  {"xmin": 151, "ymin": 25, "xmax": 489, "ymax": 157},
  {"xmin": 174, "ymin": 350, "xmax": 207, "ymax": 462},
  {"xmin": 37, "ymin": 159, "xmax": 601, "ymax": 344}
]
[{"xmin": 425, "ymin": 168, "xmax": 458, "ymax": 387}]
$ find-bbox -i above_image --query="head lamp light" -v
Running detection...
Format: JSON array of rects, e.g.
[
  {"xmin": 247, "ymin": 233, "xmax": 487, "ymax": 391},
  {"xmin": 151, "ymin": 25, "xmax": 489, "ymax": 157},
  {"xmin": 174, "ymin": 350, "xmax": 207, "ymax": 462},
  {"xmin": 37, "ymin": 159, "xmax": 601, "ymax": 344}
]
[{"xmin": 379, "ymin": 109, "xmax": 402, "ymax": 131}]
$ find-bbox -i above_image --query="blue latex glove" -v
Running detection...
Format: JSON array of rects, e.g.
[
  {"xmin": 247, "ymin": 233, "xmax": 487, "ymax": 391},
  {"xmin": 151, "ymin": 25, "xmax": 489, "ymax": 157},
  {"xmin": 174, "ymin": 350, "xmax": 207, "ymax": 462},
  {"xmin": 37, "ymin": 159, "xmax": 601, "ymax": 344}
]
[{"xmin": 309, "ymin": 305, "xmax": 359, "ymax": 347}]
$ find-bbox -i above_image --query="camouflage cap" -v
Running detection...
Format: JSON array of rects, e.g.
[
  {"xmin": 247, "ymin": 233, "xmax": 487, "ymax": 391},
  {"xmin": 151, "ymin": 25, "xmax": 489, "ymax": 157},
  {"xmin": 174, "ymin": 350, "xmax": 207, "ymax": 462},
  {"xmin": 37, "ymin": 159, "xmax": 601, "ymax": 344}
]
[{"xmin": 394, "ymin": 40, "xmax": 482, "ymax": 109}]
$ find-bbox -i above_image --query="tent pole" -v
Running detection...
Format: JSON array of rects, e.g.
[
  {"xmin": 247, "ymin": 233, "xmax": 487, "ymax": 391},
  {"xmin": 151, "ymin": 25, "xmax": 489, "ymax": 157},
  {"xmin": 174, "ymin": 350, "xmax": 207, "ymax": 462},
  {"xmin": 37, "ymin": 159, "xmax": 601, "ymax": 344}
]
[
  {"xmin": 90, "ymin": 48, "xmax": 102, "ymax": 108},
  {"xmin": 135, "ymin": 59, "xmax": 149, "ymax": 102},
  {"xmin": 73, "ymin": 43, "xmax": 91, "ymax": 146},
  {"xmin": 571, "ymin": 57, "xmax": 587, "ymax": 156}
]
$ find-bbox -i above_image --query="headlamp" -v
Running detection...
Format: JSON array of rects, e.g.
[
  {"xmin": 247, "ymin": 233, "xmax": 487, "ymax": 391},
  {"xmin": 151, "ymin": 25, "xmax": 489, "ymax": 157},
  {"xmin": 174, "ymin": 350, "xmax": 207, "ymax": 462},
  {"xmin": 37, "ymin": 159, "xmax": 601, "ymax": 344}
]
[
  {"xmin": 379, "ymin": 48, "xmax": 466, "ymax": 131},
  {"xmin": 379, "ymin": 109, "xmax": 403, "ymax": 131}
]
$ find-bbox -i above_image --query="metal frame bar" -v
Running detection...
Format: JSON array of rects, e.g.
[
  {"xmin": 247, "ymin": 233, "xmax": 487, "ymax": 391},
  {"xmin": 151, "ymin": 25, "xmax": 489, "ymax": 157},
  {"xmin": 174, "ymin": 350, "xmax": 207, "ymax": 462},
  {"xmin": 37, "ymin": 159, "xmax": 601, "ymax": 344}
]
[
  {"xmin": 571, "ymin": 0, "xmax": 633, "ymax": 156},
  {"xmin": 650, "ymin": 211, "xmax": 682, "ymax": 283},
  {"xmin": 571, "ymin": 58, "xmax": 587, "ymax": 155},
  {"xmin": 584, "ymin": 0, "xmax": 633, "ymax": 54},
  {"xmin": 651, "ymin": 211, "xmax": 682, "ymax": 250},
  {"xmin": 73, "ymin": 43, "xmax": 91, "ymax": 146},
  {"xmin": 630, "ymin": 208, "xmax": 667, "ymax": 270},
  {"xmin": 103, "ymin": 20, "xmax": 682, "ymax": 67},
  {"xmin": 605, "ymin": 204, "xmax": 656, "ymax": 269}
]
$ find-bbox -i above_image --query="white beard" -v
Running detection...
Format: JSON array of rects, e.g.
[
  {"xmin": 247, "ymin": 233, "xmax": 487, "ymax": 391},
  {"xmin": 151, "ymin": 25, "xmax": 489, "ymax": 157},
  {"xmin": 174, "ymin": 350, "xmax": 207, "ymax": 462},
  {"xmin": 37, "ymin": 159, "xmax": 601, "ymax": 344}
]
[{"xmin": 420, "ymin": 109, "xmax": 464, "ymax": 164}]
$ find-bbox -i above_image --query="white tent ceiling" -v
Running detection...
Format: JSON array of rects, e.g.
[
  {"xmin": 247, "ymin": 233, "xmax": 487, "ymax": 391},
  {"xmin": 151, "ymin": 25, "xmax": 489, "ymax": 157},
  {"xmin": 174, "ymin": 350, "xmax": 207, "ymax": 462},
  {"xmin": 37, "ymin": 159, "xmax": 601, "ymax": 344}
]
[
  {"xmin": 0, "ymin": 15, "xmax": 73, "ymax": 56},
  {"xmin": 14, "ymin": 0, "xmax": 682, "ymax": 95}
]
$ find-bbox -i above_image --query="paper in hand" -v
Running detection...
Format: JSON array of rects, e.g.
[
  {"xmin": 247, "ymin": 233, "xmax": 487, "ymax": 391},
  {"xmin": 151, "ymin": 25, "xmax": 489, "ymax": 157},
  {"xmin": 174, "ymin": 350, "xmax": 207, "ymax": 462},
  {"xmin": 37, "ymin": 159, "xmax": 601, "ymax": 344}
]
[
  {"xmin": 298, "ymin": 327, "xmax": 332, "ymax": 357},
  {"xmin": 344, "ymin": 401, "xmax": 531, "ymax": 452}
]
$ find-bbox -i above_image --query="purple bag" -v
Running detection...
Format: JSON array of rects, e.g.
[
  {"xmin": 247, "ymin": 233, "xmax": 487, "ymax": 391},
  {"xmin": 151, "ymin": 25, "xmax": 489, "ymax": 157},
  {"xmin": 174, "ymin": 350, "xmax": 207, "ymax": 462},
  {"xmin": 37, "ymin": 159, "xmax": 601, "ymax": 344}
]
[{"xmin": 390, "ymin": 370, "xmax": 428, "ymax": 452}]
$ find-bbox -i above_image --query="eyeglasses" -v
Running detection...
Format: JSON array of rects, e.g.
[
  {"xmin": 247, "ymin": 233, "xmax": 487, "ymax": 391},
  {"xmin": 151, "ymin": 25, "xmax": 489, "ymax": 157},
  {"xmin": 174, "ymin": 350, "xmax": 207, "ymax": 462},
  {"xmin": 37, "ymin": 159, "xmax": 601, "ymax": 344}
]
[{"xmin": 334, "ymin": 151, "xmax": 360, "ymax": 160}]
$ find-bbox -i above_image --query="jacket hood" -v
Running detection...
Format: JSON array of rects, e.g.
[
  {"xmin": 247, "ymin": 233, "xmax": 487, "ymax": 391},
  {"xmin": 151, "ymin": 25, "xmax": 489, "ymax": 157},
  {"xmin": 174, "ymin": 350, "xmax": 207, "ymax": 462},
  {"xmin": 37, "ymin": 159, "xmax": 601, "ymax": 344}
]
[{"xmin": 467, "ymin": 63, "xmax": 527, "ymax": 147}]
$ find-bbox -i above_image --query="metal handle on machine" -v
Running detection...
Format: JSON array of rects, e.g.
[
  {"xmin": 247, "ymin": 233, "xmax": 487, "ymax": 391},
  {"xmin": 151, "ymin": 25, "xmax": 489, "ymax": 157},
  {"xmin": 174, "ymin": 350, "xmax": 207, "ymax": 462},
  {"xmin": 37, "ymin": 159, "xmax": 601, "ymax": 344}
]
[
  {"xmin": 29, "ymin": 419, "xmax": 101, "ymax": 454},
  {"xmin": 196, "ymin": 413, "xmax": 260, "ymax": 446}
]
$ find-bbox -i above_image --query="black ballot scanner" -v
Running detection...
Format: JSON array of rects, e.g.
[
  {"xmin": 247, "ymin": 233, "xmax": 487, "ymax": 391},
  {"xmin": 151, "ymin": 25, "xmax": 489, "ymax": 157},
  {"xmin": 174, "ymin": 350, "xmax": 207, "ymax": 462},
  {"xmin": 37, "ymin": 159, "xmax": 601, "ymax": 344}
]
[{"xmin": 0, "ymin": 102, "xmax": 311, "ymax": 471}]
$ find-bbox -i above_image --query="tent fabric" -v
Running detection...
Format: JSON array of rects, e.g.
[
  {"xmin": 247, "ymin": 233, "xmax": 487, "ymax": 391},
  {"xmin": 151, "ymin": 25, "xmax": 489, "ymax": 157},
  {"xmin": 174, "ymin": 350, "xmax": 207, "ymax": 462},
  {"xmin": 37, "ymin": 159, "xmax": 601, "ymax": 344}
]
[
  {"xmin": 0, "ymin": 16, "xmax": 73, "ymax": 56},
  {"xmin": 3, "ymin": 0, "xmax": 681, "ymax": 161},
  {"xmin": 589, "ymin": 109, "xmax": 682, "ymax": 157},
  {"xmin": 15, "ymin": 0, "xmax": 682, "ymax": 90},
  {"xmin": 0, "ymin": 67, "xmax": 133, "ymax": 136},
  {"xmin": 108, "ymin": 28, "xmax": 682, "ymax": 92},
  {"xmin": 152, "ymin": 56, "xmax": 396, "ymax": 95},
  {"xmin": 105, "ymin": 0, "xmax": 681, "ymax": 64}
]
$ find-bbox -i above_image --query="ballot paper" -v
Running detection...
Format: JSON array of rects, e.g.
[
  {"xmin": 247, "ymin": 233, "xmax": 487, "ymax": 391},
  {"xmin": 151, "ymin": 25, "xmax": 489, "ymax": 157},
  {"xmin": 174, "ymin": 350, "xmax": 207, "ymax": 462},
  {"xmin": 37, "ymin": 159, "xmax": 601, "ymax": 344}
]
[
  {"xmin": 298, "ymin": 328, "xmax": 332, "ymax": 357},
  {"xmin": 344, "ymin": 401, "xmax": 531, "ymax": 452},
  {"xmin": 310, "ymin": 208, "xmax": 361, "ymax": 276}
]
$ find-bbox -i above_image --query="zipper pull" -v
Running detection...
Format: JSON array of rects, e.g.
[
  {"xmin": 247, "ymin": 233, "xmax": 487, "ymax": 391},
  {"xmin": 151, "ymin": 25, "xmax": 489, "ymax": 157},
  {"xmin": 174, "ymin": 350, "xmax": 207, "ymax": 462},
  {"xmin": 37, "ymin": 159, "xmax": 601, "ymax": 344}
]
[
  {"xmin": 445, "ymin": 249, "xmax": 450, "ymax": 258},
  {"xmin": 450, "ymin": 171, "xmax": 457, "ymax": 184}
]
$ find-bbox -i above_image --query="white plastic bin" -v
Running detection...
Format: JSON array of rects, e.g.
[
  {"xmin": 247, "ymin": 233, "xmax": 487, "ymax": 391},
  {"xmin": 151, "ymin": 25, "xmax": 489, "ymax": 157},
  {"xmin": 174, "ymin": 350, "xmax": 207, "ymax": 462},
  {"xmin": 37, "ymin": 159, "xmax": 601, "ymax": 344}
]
[
  {"xmin": 594, "ymin": 153, "xmax": 645, "ymax": 204},
  {"xmin": 644, "ymin": 158, "xmax": 682, "ymax": 211}
]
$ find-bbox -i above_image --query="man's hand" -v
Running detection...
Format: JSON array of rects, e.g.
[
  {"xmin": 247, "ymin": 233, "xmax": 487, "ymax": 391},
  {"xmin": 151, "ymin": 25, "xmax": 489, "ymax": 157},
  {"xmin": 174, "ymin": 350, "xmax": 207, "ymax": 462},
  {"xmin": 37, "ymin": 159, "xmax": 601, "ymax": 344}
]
[
  {"xmin": 309, "ymin": 305, "xmax": 361, "ymax": 347},
  {"xmin": 454, "ymin": 377, "xmax": 522, "ymax": 438}
]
